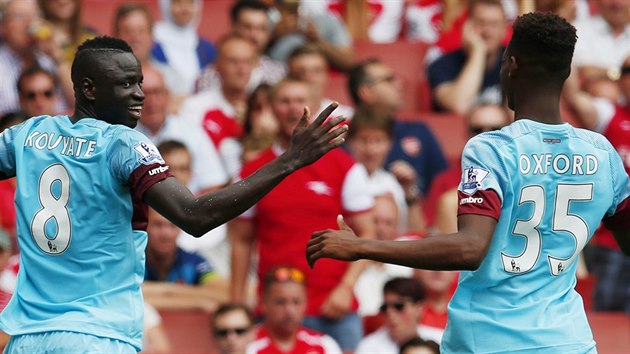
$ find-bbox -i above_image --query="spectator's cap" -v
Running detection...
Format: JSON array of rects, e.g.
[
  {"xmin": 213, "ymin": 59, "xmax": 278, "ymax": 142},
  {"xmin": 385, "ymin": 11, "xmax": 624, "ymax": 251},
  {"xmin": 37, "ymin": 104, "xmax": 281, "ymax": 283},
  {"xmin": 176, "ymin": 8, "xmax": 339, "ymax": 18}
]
[{"xmin": 0, "ymin": 229, "xmax": 11, "ymax": 251}]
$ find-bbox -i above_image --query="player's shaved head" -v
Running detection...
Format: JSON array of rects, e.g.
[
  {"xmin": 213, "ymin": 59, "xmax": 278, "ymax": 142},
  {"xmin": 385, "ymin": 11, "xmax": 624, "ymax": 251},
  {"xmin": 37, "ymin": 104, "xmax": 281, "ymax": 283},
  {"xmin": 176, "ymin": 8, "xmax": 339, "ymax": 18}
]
[{"xmin": 71, "ymin": 36, "xmax": 135, "ymax": 93}]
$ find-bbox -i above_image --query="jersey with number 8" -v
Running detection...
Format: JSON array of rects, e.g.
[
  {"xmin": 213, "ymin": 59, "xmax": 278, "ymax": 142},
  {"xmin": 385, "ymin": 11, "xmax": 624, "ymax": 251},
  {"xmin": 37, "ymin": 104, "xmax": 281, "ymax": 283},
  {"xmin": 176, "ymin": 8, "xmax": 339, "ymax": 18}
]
[
  {"xmin": 0, "ymin": 115, "xmax": 172, "ymax": 350},
  {"xmin": 444, "ymin": 119, "xmax": 630, "ymax": 354}
]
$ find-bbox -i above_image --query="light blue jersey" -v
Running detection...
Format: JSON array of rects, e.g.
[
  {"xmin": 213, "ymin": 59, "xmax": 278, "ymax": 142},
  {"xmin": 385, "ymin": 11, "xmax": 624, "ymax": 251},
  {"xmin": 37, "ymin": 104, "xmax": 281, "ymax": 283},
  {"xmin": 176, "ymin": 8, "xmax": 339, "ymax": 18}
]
[
  {"xmin": 0, "ymin": 115, "xmax": 171, "ymax": 350},
  {"xmin": 444, "ymin": 119, "xmax": 630, "ymax": 354}
]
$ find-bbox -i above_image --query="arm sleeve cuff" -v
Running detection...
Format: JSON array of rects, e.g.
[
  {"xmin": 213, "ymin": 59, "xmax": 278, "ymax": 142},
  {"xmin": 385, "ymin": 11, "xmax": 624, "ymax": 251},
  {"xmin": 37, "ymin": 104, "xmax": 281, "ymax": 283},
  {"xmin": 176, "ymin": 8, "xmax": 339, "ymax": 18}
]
[{"xmin": 457, "ymin": 189, "xmax": 502, "ymax": 221}]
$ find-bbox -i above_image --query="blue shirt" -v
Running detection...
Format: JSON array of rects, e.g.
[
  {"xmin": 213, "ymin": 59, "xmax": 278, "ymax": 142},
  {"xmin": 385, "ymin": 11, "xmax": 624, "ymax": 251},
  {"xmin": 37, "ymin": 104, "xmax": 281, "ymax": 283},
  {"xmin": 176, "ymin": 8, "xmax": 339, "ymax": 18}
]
[
  {"xmin": 444, "ymin": 119, "xmax": 630, "ymax": 353},
  {"xmin": 387, "ymin": 120, "xmax": 448, "ymax": 195},
  {"xmin": 145, "ymin": 248, "xmax": 215, "ymax": 285},
  {"xmin": 426, "ymin": 48, "xmax": 504, "ymax": 111},
  {"xmin": 0, "ymin": 115, "xmax": 171, "ymax": 350}
]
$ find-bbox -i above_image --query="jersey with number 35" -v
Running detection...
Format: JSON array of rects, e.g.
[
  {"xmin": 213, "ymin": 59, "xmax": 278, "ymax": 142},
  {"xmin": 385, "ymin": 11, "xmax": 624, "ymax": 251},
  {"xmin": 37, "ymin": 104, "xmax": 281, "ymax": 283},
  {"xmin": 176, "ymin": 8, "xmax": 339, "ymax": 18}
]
[
  {"xmin": 444, "ymin": 119, "xmax": 630, "ymax": 354},
  {"xmin": 0, "ymin": 115, "xmax": 172, "ymax": 350}
]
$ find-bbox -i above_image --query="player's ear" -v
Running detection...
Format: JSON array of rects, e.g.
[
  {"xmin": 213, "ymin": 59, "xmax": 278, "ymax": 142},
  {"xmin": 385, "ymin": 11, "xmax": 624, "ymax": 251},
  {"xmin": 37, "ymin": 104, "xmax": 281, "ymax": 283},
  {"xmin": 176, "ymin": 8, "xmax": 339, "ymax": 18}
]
[
  {"xmin": 81, "ymin": 77, "xmax": 96, "ymax": 102},
  {"xmin": 507, "ymin": 56, "xmax": 518, "ymax": 78}
]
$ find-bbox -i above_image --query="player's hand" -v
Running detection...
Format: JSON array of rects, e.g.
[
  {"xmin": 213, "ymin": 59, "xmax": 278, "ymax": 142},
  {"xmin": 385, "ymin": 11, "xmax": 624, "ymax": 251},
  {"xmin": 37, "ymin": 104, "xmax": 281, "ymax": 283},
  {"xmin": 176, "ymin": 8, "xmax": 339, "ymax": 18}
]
[
  {"xmin": 307, "ymin": 215, "xmax": 360, "ymax": 268},
  {"xmin": 285, "ymin": 102, "xmax": 348, "ymax": 169}
]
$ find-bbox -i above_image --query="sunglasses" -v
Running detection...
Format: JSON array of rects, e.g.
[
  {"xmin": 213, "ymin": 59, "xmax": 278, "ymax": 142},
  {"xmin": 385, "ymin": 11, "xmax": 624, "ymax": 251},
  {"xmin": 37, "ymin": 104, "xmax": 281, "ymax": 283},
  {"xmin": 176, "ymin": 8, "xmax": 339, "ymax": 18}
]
[
  {"xmin": 267, "ymin": 267, "xmax": 305, "ymax": 284},
  {"xmin": 379, "ymin": 301, "xmax": 410, "ymax": 313},
  {"xmin": 22, "ymin": 90, "xmax": 54, "ymax": 100},
  {"xmin": 214, "ymin": 327, "xmax": 250, "ymax": 338}
]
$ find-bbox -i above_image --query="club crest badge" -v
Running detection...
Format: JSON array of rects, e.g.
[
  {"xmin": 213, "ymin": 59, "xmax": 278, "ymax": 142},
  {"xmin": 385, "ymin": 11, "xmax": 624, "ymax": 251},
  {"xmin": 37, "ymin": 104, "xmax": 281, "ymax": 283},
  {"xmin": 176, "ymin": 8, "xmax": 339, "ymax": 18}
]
[
  {"xmin": 134, "ymin": 141, "xmax": 165, "ymax": 165},
  {"xmin": 461, "ymin": 166, "xmax": 489, "ymax": 196}
]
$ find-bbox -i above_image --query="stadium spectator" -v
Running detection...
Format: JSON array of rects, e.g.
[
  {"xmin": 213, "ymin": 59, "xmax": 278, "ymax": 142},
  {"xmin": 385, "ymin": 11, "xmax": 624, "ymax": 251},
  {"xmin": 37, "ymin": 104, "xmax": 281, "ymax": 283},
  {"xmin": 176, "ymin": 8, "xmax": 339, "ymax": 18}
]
[
  {"xmin": 241, "ymin": 83, "xmax": 277, "ymax": 162},
  {"xmin": 246, "ymin": 266, "xmax": 343, "ymax": 354},
  {"xmin": 36, "ymin": 0, "xmax": 97, "ymax": 64},
  {"xmin": 178, "ymin": 34, "xmax": 258, "ymax": 179},
  {"xmin": 113, "ymin": 3, "xmax": 187, "ymax": 109},
  {"xmin": 157, "ymin": 141, "xmax": 232, "ymax": 279},
  {"xmin": 142, "ymin": 302, "xmax": 171, "ymax": 353},
  {"xmin": 353, "ymin": 194, "xmax": 414, "ymax": 317},
  {"xmin": 267, "ymin": 0, "xmax": 355, "ymax": 71},
  {"xmin": 426, "ymin": 0, "xmax": 507, "ymax": 114},
  {"xmin": 572, "ymin": 0, "xmax": 630, "ymax": 97},
  {"xmin": 412, "ymin": 268, "xmax": 456, "ymax": 334},
  {"xmin": 0, "ymin": 0, "xmax": 58, "ymax": 115},
  {"xmin": 356, "ymin": 277, "xmax": 442, "ymax": 353},
  {"xmin": 212, "ymin": 303, "xmax": 256, "ymax": 354},
  {"xmin": 307, "ymin": 12, "xmax": 630, "ymax": 353},
  {"xmin": 0, "ymin": 233, "xmax": 17, "ymax": 350},
  {"xmin": 423, "ymin": 103, "xmax": 510, "ymax": 234},
  {"xmin": 300, "ymin": 0, "xmax": 405, "ymax": 44},
  {"xmin": 563, "ymin": 54, "xmax": 630, "ymax": 312},
  {"xmin": 142, "ymin": 207, "xmax": 229, "ymax": 313},
  {"xmin": 36, "ymin": 0, "xmax": 97, "ymax": 106},
  {"xmin": 229, "ymin": 78, "xmax": 374, "ymax": 351},
  {"xmin": 347, "ymin": 107, "xmax": 425, "ymax": 233},
  {"xmin": 287, "ymin": 44, "xmax": 354, "ymax": 119},
  {"xmin": 152, "ymin": 0, "xmax": 216, "ymax": 95},
  {"xmin": 398, "ymin": 336, "xmax": 440, "ymax": 354},
  {"xmin": 348, "ymin": 58, "xmax": 448, "ymax": 196},
  {"xmin": 0, "ymin": 35, "xmax": 347, "ymax": 352},
  {"xmin": 17, "ymin": 67, "xmax": 60, "ymax": 118},
  {"xmin": 196, "ymin": 0, "xmax": 285, "ymax": 94},
  {"xmin": 136, "ymin": 65, "xmax": 229, "ymax": 194}
]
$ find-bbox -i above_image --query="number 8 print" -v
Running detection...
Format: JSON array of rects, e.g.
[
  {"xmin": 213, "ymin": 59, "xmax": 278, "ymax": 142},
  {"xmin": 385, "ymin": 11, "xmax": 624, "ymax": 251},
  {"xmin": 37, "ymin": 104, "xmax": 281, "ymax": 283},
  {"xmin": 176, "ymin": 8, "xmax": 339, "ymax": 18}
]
[{"xmin": 31, "ymin": 164, "xmax": 72, "ymax": 254}]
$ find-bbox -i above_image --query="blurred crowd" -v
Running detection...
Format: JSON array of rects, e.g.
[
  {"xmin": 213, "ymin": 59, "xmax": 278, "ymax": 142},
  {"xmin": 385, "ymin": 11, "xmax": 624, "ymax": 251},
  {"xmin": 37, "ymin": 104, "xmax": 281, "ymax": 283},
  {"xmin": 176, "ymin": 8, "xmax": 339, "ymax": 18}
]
[{"xmin": 0, "ymin": 0, "xmax": 628, "ymax": 353}]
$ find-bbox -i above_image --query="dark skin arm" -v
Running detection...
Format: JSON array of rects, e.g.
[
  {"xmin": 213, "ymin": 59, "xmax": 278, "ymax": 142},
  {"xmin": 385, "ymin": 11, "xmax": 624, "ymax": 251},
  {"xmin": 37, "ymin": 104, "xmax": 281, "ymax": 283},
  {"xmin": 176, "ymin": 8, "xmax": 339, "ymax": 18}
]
[
  {"xmin": 307, "ymin": 213, "xmax": 497, "ymax": 271},
  {"xmin": 145, "ymin": 103, "xmax": 347, "ymax": 237}
]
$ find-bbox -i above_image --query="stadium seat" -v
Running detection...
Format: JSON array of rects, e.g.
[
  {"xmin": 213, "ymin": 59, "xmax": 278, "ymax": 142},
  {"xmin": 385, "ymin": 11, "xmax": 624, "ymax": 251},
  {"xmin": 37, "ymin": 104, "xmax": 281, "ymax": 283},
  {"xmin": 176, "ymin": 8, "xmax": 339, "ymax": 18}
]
[
  {"xmin": 575, "ymin": 275, "xmax": 595, "ymax": 311},
  {"xmin": 353, "ymin": 40, "xmax": 432, "ymax": 113},
  {"xmin": 397, "ymin": 112, "xmax": 467, "ymax": 164},
  {"xmin": 587, "ymin": 312, "xmax": 630, "ymax": 353},
  {"xmin": 158, "ymin": 309, "xmax": 215, "ymax": 353}
]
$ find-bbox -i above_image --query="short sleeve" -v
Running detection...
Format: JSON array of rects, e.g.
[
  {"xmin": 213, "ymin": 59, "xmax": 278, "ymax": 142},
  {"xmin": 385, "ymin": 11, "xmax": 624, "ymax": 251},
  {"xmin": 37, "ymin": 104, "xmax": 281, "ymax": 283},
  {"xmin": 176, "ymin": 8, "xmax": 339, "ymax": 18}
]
[
  {"xmin": 457, "ymin": 135, "xmax": 505, "ymax": 220},
  {"xmin": 108, "ymin": 129, "xmax": 172, "ymax": 196}
]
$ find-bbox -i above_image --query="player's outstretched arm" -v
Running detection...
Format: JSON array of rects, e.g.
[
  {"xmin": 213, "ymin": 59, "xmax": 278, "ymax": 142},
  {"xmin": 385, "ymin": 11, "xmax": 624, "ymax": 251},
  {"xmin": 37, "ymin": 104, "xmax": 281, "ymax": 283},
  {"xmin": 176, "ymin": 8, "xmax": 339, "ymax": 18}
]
[
  {"xmin": 307, "ymin": 214, "xmax": 497, "ymax": 271},
  {"xmin": 144, "ymin": 103, "xmax": 348, "ymax": 237}
]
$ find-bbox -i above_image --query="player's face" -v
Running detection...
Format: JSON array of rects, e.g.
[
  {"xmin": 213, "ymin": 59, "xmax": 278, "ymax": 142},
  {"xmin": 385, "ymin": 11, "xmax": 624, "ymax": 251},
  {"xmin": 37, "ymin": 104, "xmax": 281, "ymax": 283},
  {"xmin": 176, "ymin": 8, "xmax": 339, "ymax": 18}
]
[
  {"xmin": 271, "ymin": 82, "xmax": 311, "ymax": 139},
  {"xmin": 381, "ymin": 292, "xmax": 422, "ymax": 344},
  {"xmin": 213, "ymin": 310, "xmax": 254, "ymax": 354},
  {"xmin": 93, "ymin": 52, "xmax": 144, "ymax": 128},
  {"xmin": 263, "ymin": 282, "xmax": 306, "ymax": 336},
  {"xmin": 347, "ymin": 128, "xmax": 392, "ymax": 175}
]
